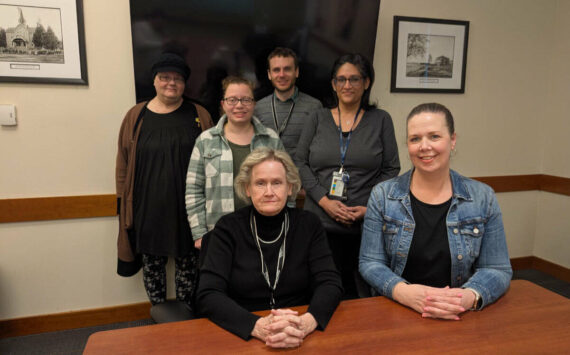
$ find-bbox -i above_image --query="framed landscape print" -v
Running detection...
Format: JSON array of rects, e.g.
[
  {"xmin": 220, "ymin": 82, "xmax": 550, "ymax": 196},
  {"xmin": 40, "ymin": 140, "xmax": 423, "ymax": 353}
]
[
  {"xmin": 390, "ymin": 16, "xmax": 469, "ymax": 93},
  {"xmin": 0, "ymin": 0, "xmax": 88, "ymax": 85}
]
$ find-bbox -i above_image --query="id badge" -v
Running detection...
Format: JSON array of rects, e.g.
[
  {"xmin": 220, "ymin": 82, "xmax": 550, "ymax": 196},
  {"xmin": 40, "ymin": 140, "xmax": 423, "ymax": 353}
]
[{"xmin": 329, "ymin": 169, "xmax": 349, "ymax": 199}]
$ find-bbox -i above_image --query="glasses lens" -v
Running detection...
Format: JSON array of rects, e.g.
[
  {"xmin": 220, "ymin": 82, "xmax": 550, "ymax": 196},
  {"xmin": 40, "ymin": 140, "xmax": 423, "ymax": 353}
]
[
  {"xmin": 335, "ymin": 77, "xmax": 347, "ymax": 86},
  {"xmin": 159, "ymin": 75, "xmax": 183, "ymax": 83},
  {"xmin": 225, "ymin": 97, "xmax": 253, "ymax": 106},
  {"xmin": 349, "ymin": 76, "xmax": 362, "ymax": 86}
]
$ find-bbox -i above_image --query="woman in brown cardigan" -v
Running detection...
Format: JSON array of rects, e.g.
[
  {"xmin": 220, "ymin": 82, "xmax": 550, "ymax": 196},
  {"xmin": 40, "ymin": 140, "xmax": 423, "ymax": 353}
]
[{"xmin": 115, "ymin": 52, "xmax": 213, "ymax": 311}]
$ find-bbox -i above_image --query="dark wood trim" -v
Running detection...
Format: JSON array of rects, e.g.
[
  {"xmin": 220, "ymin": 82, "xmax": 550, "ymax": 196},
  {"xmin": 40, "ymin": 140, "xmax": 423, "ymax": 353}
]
[
  {"xmin": 510, "ymin": 256, "xmax": 534, "ymax": 270},
  {"xmin": 539, "ymin": 175, "xmax": 570, "ymax": 196},
  {"xmin": 0, "ymin": 175, "xmax": 568, "ymax": 223},
  {"xmin": 471, "ymin": 174, "xmax": 540, "ymax": 193},
  {"xmin": 511, "ymin": 256, "xmax": 570, "ymax": 283},
  {"xmin": 0, "ymin": 302, "xmax": 151, "ymax": 338},
  {"xmin": 531, "ymin": 256, "xmax": 570, "ymax": 283},
  {"xmin": 0, "ymin": 194, "xmax": 116, "ymax": 223},
  {"xmin": 471, "ymin": 174, "xmax": 570, "ymax": 196}
]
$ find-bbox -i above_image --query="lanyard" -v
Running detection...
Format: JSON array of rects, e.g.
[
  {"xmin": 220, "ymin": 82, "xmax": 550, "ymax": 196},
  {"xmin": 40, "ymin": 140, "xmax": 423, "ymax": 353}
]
[
  {"xmin": 271, "ymin": 93, "xmax": 295, "ymax": 136},
  {"xmin": 249, "ymin": 210, "xmax": 290, "ymax": 309},
  {"xmin": 337, "ymin": 106, "xmax": 361, "ymax": 169}
]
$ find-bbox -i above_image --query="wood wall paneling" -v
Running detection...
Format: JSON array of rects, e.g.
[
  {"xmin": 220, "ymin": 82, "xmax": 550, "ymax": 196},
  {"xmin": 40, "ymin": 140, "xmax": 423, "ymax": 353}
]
[
  {"xmin": 1, "ymin": 175, "xmax": 568, "ymax": 223},
  {"xmin": 0, "ymin": 194, "xmax": 116, "ymax": 223}
]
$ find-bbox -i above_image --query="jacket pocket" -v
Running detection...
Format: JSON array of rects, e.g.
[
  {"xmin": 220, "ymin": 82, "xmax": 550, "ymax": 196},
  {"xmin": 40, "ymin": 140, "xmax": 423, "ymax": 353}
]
[
  {"xmin": 204, "ymin": 149, "xmax": 222, "ymax": 178},
  {"xmin": 382, "ymin": 219, "xmax": 401, "ymax": 254},
  {"xmin": 459, "ymin": 220, "xmax": 485, "ymax": 258}
]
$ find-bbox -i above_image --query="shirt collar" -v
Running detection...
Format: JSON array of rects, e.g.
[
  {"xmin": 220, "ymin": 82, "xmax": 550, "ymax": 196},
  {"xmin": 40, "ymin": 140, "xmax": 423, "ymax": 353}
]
[{"xmin": 274, "ymin": 86, "xmax": 299, "ymax": 103}]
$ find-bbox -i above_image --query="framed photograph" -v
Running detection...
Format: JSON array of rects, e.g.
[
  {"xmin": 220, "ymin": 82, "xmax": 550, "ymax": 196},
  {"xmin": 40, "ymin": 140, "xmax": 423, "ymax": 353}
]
[
  {"xmin": 390, "ymin": 16, "xmax": 469, "ymax": 93},
  {"xmin": 0, "ymin": 0, "xmax": 88, "ymax": 85}
]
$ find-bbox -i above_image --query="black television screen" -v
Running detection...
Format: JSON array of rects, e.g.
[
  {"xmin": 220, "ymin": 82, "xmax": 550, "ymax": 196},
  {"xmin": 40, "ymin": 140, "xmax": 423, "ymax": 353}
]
[{"xmin": 130, "ymin": 0, "xmax": 381, "ymax": 119}]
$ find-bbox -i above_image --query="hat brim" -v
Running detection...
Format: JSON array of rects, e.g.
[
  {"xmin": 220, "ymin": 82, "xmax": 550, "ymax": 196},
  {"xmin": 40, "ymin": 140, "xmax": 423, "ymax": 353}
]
[{"xmin": 153, "ymin": 66, "xmax": 190, "ymax": 82}]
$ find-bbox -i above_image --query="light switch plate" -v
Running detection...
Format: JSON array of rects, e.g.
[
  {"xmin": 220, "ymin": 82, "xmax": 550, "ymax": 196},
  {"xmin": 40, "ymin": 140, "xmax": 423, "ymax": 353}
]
[{"xmin": 0, "ymin": 104, "xmax": 17, "ymax": 126}]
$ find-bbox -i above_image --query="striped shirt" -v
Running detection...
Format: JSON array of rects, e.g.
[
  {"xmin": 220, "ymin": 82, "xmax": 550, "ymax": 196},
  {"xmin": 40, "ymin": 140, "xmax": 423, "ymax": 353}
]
[{"xmin": 254, "ymin": 87, "xmax": 322, "ymax": 159}]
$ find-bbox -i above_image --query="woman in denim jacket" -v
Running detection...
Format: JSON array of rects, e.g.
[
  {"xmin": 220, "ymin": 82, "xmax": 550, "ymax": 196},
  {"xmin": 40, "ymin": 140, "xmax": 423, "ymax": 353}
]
[{"xmin": 359, "ymin": 103, "xmax": 512, "ymax": 320}]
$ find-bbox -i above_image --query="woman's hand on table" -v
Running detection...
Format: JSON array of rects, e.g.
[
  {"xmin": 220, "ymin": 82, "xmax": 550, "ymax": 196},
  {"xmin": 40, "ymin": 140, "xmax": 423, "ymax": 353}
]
[
  {"xmin": 318, "ymin": 196, "xmax": 353, "ymax": 225},
  {"xmin": 393, "ymin": 283, "xmax": 470, "ymax": 320},
  {"xmin": 251, "ymin": 315, "xmax": 274, "ymax": 342},
  {"xmin": 262, "ymin": 310, "xmax": 318, "ymax": 348}
]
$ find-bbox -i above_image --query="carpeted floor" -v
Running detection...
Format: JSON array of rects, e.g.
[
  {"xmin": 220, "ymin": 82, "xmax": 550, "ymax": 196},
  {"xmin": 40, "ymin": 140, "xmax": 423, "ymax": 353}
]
[
  {"xmin": 0, "ymin": 319, "xmax": 154, "ymax": 355},
  {"xmin": 1, "ymin": 269, "xmax": 568, "ymax": 355}
]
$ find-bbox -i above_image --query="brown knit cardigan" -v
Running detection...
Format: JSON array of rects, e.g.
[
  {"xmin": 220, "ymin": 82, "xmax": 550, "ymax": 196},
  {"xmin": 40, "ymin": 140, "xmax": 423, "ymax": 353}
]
[{"xmin": 115, "ymin": 100, "xmax": 213, "ymax": 276}]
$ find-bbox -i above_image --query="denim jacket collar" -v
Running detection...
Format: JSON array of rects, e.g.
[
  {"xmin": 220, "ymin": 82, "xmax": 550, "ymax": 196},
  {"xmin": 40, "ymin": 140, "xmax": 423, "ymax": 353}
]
[{"xmin": 388, "ymin": 169, "xmax": 473, "ymax": 202}]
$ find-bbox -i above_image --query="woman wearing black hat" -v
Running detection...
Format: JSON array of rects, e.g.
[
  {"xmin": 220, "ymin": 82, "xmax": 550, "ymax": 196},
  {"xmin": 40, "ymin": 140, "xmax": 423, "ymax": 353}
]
[{"xmin": 115, "ymin": 52, "xmax": 213, "ymax": 312}]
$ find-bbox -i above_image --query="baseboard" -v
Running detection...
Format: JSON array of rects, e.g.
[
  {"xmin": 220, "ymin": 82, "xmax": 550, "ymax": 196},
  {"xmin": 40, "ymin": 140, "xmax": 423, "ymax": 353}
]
[
  {"xmin": 0, "ymin": 302, "xmax": 151, "ymax": 339},
  {"xmin": 2, "ymin": 256, "xmax": 568, "ymax": 339},
  {"xmin": 510, "ymin": 256, "xmax": 535, "ymax": 270},
  {"xmin": 530, "ymin": 256, "xmax": 570, "ymax": 283},
  {"xmin": 511, "ymin": 256, "xmax": 570, "ymax": 283}
]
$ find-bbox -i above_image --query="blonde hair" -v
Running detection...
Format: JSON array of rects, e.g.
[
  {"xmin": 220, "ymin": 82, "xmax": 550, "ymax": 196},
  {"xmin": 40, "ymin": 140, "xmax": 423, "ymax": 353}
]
[{"xmin": 234, "ymin": 148, "xmax": 301, "ymax": 203}]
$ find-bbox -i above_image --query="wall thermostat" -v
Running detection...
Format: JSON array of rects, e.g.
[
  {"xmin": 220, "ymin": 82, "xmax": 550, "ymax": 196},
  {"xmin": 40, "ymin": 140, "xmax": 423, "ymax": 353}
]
[{"xmin": 0, "ymin": 104, "xmax": 17, "ymax": 126}]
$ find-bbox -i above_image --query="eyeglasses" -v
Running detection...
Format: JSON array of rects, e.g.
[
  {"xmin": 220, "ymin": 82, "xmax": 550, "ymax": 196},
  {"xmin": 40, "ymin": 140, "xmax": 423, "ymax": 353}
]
[
  {"xmin": 157, "ymin": 74, "xmax": 185, "ymax": 84},
  {"xmin": 333, "ymin": 76, "xmax": 363, "ymax": 87},
  {"xmin": 223, "ymin": 97, "xmax": 255, "ymax": 106}
]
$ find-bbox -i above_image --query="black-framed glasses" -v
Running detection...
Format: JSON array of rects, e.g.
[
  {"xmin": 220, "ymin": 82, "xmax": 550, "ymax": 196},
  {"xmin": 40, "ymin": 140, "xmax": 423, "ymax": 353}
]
[
  {"xmin": 157, "ymin": 74, "xmax": 185, "ymax": 84},
  {"xmin": 223, "ymin": 97, "xmax": 255, "ymax": 106},
  {"xmin": 333, "ymin": 76, "xmax": 363, "ymax": 87}
]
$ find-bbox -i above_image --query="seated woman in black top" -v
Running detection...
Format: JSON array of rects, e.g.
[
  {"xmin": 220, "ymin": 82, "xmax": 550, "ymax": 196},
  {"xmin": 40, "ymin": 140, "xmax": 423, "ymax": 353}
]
[{"xmin": 197, "ymin": 147, "xmax": 342, "ymax": 348}]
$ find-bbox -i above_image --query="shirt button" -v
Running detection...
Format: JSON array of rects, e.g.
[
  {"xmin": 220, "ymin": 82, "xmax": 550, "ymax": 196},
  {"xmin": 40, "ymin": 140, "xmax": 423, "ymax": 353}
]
[
  {"xmin": 457, "ymin": 254, "xmax": 463, "ymax": 260},
  {"xmin": 382, "ymin": 224, "xmax": 386, "ymax": 231},
  {"xmin": 453, "ymin": 228, "xmax": 459, "ymax": 234},
  {"xmin": 473, "ymin": 227, "xmax": 479, "ymax": 234}
]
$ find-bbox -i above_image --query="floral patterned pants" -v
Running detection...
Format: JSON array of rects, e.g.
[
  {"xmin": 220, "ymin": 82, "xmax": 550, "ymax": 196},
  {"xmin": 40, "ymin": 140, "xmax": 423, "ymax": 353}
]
[{"xmin": 142, "ymin": 250, "xmax": 199, "ymax": 310}]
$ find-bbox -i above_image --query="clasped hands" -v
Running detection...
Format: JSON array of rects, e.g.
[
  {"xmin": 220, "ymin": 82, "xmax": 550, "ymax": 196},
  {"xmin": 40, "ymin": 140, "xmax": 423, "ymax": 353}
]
[
  {"xmin": 319, "ymin": 196, "xmax": 366, "ymax": 226},
  {"xmin": 252, "ymin": 309, "xmax": 317, "ymax": 348},
  {"xmin": 393, "ymin": 282, "xmax": 476, "ymax": 320}
]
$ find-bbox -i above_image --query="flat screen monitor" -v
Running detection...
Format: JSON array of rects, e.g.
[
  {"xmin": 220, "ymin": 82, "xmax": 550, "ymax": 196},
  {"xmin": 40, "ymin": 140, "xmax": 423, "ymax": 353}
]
[{"xmin": 130, "ymin": 0, "xmax": 381, "ymax": 120}]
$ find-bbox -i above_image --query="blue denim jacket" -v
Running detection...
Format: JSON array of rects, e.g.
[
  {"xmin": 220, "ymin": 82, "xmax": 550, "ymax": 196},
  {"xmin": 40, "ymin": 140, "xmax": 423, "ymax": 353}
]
[{"xmin": 359, "ymin": 169, "xmax": 512, "ymax": 309}]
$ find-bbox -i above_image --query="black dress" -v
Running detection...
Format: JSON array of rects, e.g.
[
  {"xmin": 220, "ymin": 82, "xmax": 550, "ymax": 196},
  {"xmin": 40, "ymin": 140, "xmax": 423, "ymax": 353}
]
[
  {"xmin": 133, "ymin": 101, "xmax": 201, "ymax": 257},
  {"xmin": 197, "ymin": 206, "xmax": 343, "ymax": 340}
]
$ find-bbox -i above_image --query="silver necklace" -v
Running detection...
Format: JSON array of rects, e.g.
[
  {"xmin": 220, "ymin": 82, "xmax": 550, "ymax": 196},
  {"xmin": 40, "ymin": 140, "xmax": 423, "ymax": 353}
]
[
  {"xmin": 250, "ymin": 210, "xmax": 290, "ymax": 309},
  {"xmin": 256, "ymin": 219, "xmax": 285, "ymax": 244}
]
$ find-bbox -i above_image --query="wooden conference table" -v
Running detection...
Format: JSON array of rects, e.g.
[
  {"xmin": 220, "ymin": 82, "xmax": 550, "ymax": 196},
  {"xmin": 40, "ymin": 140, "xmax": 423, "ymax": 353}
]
[{"xmin": 83, "ymin": 280, "xmax": 570, "ymax": 354}]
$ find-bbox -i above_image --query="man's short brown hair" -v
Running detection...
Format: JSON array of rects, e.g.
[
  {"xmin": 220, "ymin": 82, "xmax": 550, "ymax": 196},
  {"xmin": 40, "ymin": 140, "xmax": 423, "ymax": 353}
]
[{"xmin": 267, "ymin": 47, "xmax": 298, "ymax": 69}]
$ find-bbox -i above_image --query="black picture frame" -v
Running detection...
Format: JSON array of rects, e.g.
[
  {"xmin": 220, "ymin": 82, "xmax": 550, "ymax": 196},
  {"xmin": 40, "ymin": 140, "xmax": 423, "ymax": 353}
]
[
  {"xmin": 390, "ymin": 16, "xmax": 469, "ymax": 93},
  {"xmin": 0, "ymin": 0, "xmax": 88, "ymax": 85}
]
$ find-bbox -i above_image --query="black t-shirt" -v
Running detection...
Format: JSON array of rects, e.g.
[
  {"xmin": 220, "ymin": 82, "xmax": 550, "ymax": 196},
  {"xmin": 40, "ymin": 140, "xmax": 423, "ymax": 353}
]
[{"xmin": 402, "ymin": 192, "xmax": 452, "ymax": 287}]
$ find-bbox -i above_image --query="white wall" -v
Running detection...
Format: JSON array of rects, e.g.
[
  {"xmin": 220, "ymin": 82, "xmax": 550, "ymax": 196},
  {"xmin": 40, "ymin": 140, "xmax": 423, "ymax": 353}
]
[
  {"xmin": 534, "ymin": 0, "xmax": 570, "ymax": 268},
  {"xmin": 0, "ymin": 0, "xmax": 568, "ymax": 319},
  {"xmin": 0, "ymin": 0, "xmax": 146, "ymax": 320}
]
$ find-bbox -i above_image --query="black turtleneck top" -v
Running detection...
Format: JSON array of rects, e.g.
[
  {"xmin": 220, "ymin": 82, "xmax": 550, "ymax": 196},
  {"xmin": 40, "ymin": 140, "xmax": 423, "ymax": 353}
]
[
  {"xmin": 197, "ymin": 206, "xmax": 343, "ymax": 340},
  {"xmin": 253, "ymin": 208, "xmax": 286, "ymax": 285}
]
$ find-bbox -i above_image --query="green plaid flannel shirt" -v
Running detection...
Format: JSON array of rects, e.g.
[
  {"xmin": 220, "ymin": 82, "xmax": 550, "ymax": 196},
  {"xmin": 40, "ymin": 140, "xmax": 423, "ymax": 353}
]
[{"xmin": 185, "ymin": 115, "xmax": 284, "ymax": 240}]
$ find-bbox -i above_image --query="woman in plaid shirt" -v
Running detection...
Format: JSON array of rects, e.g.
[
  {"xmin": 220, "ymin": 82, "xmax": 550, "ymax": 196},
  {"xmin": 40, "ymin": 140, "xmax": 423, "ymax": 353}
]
[{"xmin": 186, "ymin": 76, "xmax": 284, "ymax": 249}]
